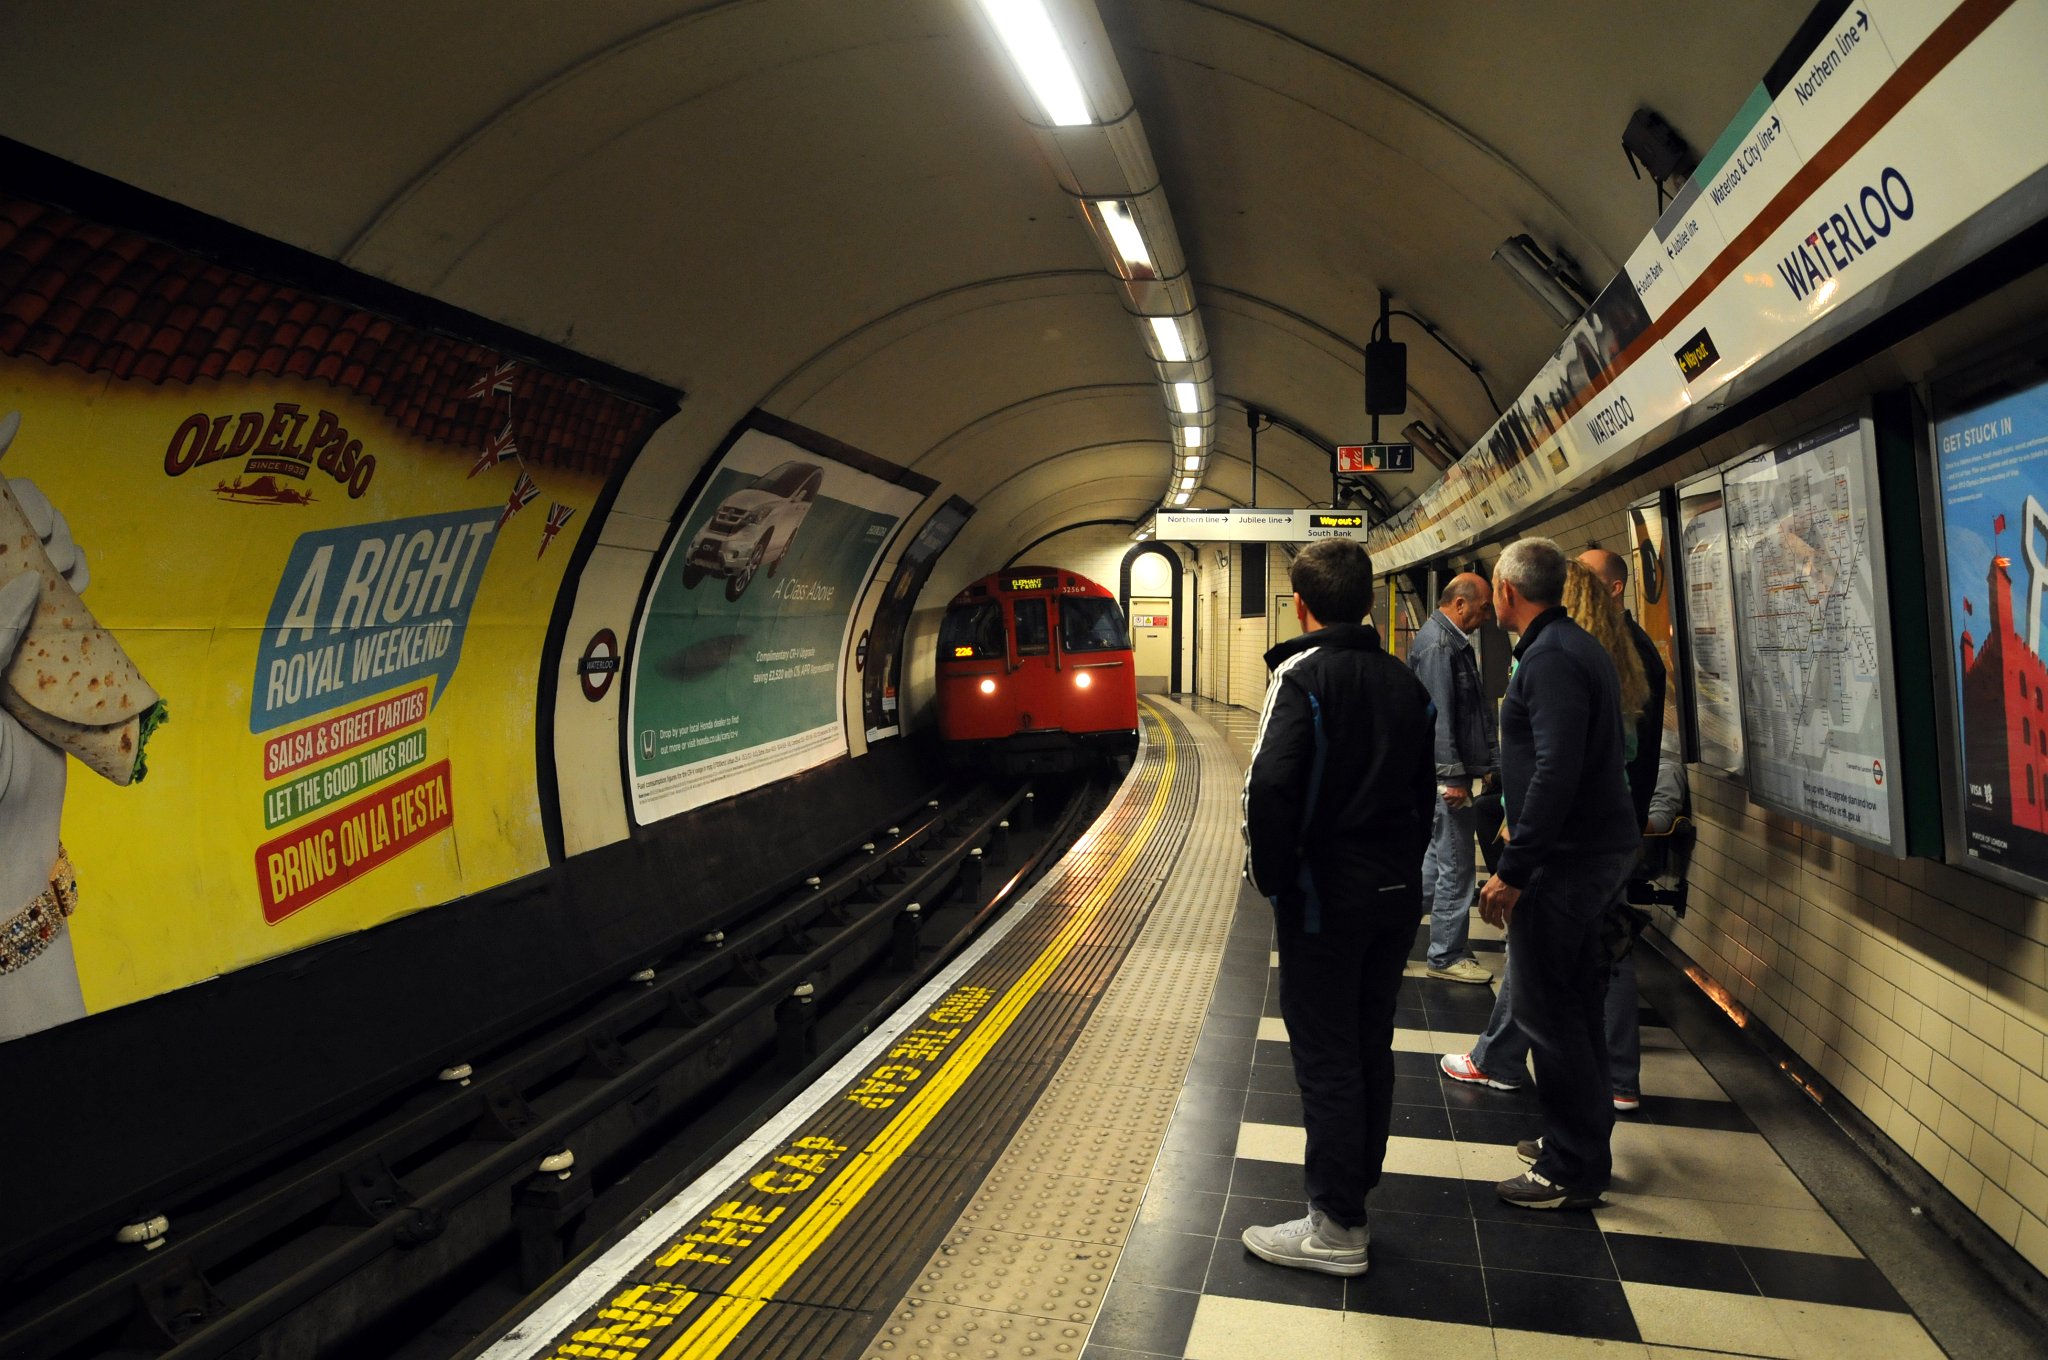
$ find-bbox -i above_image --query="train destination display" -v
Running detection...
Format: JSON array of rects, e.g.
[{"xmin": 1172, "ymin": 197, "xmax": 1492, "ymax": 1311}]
[
  {"xmin": 1936, "ymin": 359, "xmax": 2048, "ymax": 886},
  {"xmin": 1722, "ymin": 416, "xmax": 1902, "ymax": 850}
]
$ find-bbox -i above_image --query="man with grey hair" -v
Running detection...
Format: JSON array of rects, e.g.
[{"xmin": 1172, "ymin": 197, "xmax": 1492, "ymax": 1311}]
[
  {"xmin": 1407, "ymin": 572, "xmax": 1496, "ymax": 984},
  {"xmin": 1479, "ymin": 536, "xmax": 1640, "ymax": 1210}
]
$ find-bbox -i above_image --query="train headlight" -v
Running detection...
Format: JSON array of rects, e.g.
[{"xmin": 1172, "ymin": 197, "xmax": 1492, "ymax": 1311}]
[
  {"xmin": 979, "ymin": 677, "xmax": 997, "ymax": 695},
  {"xmin": 1074, "ymin": 671, "xmax": 1093, "ymax": 689}
]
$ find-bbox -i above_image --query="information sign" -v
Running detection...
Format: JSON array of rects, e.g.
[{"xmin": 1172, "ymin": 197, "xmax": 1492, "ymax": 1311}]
[
  {"xmin": 1154, "ymin": 508, "xmax": 1368, "ymax": 542},
  {"xmin": 1721, "ymin": 414, "xmax": 1903, "ymax": 851},
  {"xmin": 1677, "ymin": 473, "xmax": 1745, "ymax": 774}
]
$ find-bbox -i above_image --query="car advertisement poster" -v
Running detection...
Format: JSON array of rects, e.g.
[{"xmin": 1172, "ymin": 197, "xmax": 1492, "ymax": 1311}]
[
  {"xmin": 863, "ymin": 496, "xmax": 973, "ymax": 743},
  {"xmin": 1677, "ymin": 474, "xmax": 1745, "ymax": 774},
  {"xmin": 1721, "ymin": 417, "xmax": 1901, "ymax": 851},
  {"xmin": 627, "ymin": 423, "xmax": 924, "ymax": 822},
  {"xmin": 1935, "ymin": 357, "xmax": 2048, "ymax": 885},
  {"xmin": 0, "ymin": 196, "xmax": 665, "ymax": 1042}
]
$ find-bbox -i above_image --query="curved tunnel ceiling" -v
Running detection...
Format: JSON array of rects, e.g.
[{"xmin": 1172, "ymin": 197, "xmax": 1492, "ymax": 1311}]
[{"xmin": 0, "ymin": 0, "xmax": 1815, "ymax": 565}]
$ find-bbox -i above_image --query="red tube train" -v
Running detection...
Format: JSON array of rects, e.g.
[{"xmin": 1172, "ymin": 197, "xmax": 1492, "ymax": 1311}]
[{"xmin": 935, "ymin": 567, "xmax": 1140, "ymax": 773}]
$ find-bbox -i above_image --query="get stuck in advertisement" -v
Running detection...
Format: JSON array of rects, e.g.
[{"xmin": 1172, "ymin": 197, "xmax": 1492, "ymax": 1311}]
[{"xmin": 0, "ymin": 197, "xmax": 665, "ymax": 1041}]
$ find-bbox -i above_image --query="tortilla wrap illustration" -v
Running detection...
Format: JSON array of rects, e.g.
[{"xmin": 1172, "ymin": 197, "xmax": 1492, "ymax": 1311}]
[{"xmin": 0, "ymin": 412, "xmax": 167, "ymax": 784}]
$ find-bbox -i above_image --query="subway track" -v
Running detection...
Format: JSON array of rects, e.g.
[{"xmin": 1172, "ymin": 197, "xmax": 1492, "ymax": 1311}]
[{"xmin": 2, "ymin": 766, "xmax": 1113, "ymax": 1360}]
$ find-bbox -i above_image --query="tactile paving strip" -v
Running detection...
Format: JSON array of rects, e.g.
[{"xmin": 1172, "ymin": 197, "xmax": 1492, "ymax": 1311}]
[
  {"xmin": 859, "ymin": 700, "xmax": 1246, "ymax": 1359},
  {"xmin": 493, "ymin": 701, "xmax": 1222, "ymax": 1360}
]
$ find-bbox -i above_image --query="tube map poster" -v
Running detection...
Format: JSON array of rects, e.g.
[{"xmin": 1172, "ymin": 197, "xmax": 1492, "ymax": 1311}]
[
  {"xmin": 627, "ymin": 423, "xmax": 924, "ymax": 823},
  {"xmin": 0, "ymin": 196, "xmax": 664, "ymax": 1043}
]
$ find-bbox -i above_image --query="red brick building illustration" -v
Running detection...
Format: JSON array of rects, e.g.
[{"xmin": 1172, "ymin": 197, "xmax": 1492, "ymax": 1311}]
[{"xmin": 1959, "ymin": 544, "xmax": 2048, "ymax": 829}]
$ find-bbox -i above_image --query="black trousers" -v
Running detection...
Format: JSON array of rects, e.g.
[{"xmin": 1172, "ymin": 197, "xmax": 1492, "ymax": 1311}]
[
  {"xmin": 1506, "ymin": 849, "xmax": 1638, "ymax": 1191},
  {"xmin": 1274, "ymin": 902, "xmax": 1416, "ymax": 1228}
]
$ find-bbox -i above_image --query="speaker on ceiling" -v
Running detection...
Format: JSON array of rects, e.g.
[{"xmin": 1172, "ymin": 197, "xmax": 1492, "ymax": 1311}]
[{"xmin": 1365, "ymin": 339, "xmax": 1406, "ymax": 416}]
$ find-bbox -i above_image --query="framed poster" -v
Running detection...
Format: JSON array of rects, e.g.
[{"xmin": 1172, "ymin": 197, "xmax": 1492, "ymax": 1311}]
[
  {"xmin": 1929, "ymin": 338, "xmax": 2048, "ymax": 888},
  {"xmin": 1720, "ymin": 413, "xmax": 1906, "ymax": 853},
  {"xmin": 862, "ymin": 496, "xmax": 973, "ymax": 743},
  {"xmin": 1676, "ymin": 471, "xmax": 1745, "ymax": 774},
  {"xmin": 1627, "ymin": 492, "xmax": 1680, "ymax": 733},
  {"xmin": 625, "ymin": 415, "xmax": 928, "ymax": 824}
]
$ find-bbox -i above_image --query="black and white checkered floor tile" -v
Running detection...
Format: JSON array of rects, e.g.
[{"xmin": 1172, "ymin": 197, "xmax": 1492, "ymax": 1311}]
[{"xmin": 1080, "ymin": 706, "xmax": 1946, "ymax": 1360}]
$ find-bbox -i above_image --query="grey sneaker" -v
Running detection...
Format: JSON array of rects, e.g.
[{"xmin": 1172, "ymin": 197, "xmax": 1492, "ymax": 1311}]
[
  {"xmin": 1426, "ymin": 958, "xmax": 1494, "ymax": 984},
  {"xmin": 1241, "ymin": 1208, "xmax": 1370, "ymax": 1276},
  {"xmin": 1516, "ymin": 1136, "xmax": 1541, "ymax": 1164},
  {"xmin": 1497, "ymin": 1170, "xmax": 1602, "ymax": 1210}
]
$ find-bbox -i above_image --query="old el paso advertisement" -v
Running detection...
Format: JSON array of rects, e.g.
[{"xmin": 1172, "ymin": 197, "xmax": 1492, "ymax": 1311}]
[
  {"xmin": 0, "ymin": 196, "xmax": 662, "ymax": 1042},
  {"xmin": 628, "ymin": 428, "xmax": 921, "ymax": 822},
  {"xmin": 1939, "ymin": 370, "xmax": 2048, "ymax": 884}
]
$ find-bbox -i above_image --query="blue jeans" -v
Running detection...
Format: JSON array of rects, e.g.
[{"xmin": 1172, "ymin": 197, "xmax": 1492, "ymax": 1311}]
[
  {"xmin": 1420, "ymin": 797, "xmax": 1478, "ymax": 970},
  {"xmin": 1501, "ymin": 851, "xmax": 1638, "ymax": 1191},
  {"xmin": 1469, "ymin": 949, "xmax": 1641, "ymax": 1095}
]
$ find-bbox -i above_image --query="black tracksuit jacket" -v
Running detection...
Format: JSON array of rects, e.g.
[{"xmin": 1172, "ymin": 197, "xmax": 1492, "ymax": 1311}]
[{"xmin": 1242, "ymin": 623, "xmax": 1437, "ymax": 930}]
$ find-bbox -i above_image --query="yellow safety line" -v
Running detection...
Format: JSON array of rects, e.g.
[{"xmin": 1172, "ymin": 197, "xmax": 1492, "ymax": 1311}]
[{"xmin": 657, "ymin": 701, "xmax": 1177, "ymax": 1358}]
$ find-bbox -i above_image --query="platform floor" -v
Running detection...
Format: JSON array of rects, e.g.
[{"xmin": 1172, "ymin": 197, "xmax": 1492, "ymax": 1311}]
[{"xmin": 483, "ymin": 697, "xmax": 2033, "ymax": 1360}]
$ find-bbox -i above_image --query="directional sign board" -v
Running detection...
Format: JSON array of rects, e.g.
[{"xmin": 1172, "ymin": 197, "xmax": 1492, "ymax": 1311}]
[
  {"xmin": 1154, "ymin": 508, "xmax": 1369, "ymax": 542},
  {"xmin": 1336, "ymin": 443, "xmax": 1415, "ymax": 473}
]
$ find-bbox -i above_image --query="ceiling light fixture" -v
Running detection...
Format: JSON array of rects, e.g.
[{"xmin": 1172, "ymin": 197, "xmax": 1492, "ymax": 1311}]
[
  {"xmin": 1183, "ymin": 455, "xmax": 1201, "ymax": 470},
  {"xmin": 1401, "ymin": 419, "xmax": 1462, "ymax": 471},
  {"xmin": 974, "ymin": 0, "xmax": 1093, "ymax": 126},
  {"xmin": 1149, "ymin": 316, "xmax": 1186, "ymax": 361},
  {"xmin": 1491, "ymin": 234, "xmax": 1593, "ymax": 327},
  {"xmin": 1173, "ymin": 491, "xmax": 1190, "ymax": 505},
  {"xmin": 1181, "ymin": 426, "xmax": 1205, "ymax": 448},
  {"xmin": 1179, "ymin": 476, "xmax": 1196, "ymax": 490},
  {"xmin": 1094, "ymin": 199, "xmax": 1153, "ymax": 272},
  {"xmin": 1172, "ymin": 381, "xmax": 1199, "ymax": 414}
]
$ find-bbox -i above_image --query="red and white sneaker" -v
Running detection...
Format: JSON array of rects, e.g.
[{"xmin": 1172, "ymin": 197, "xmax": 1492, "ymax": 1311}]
[{"xmin": 1440, "ymin": 1052, "xmax": 1525, "ymax": 1091}]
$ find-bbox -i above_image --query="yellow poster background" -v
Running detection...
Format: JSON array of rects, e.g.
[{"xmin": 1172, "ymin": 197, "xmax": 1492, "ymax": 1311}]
[{"xmin": 0, "ymin": 360, "xmax": 605, "ymax": 1012}]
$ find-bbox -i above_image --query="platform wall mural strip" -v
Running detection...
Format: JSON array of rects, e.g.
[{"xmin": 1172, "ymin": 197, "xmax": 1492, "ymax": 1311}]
[
  {"xmin": 1371, "ymin": 0, "xmax": 2048, "ymax": 569},
  {"xmin": 0, "ymin": 194, "xmax": 666, "ymax": 1044}
]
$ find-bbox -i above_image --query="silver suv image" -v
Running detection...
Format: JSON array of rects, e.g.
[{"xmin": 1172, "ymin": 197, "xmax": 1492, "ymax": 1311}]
[{"xmin": 679, "ymin": 460, "xmax": 824, "ymax": 600}]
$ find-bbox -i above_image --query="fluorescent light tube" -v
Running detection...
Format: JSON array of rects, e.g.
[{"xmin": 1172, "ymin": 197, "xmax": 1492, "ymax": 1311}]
[
  {"xmin": 1173, "ymin": 382, "xmax": 1199, "ymax": 414},
  {"xmin": 1095, "ymin": 200, "xmax": 1152, "ymax": 271},
  {"xmin": 1173, "ymin": 491, "xmax": 1190, "ymax": 504},
  {"xmin": 977, "ymin": 0, "xmax": 1092, "ymax": 126},
  {"xmin": 1149, "ymin": 316, "xmax": 1186, "ymax": 361},
  {"xmin": 1182, "ymin": 426, "xmax": 1205, "ymax": 448},
  {"xmin": 1180, "ymin": 476, "xmax": 1196, "ymax": 490},
  {"xmin": 1183, "ymin": 455, "xmax": 1201, "ymax": 470}
]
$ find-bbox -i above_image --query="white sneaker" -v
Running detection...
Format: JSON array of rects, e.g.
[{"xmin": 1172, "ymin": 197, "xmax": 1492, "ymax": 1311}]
[
  {"xmin": 1241, "ymin": 1208, "xmax": 1369, "ymax": 1276},
  {"xmin": 1426, "ymin": 958, "xmax": 1494, "ymax": 984}
]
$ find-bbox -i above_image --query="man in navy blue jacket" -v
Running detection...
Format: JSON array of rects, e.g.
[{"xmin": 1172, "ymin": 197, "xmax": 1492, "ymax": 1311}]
[
  {"xmin": 1241, "ymin": 539, "xmax": 1435, "ymax": 1275},
  {"xmin": 1479, "ymin": 537, "xmax": 1641, "ymax": 1209}
]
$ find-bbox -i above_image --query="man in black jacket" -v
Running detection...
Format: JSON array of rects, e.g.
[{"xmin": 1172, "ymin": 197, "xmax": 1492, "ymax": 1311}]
[
  {"xmin": 1241, "ymin": 538, "xmax": 1435, "ymax": 1276},
  {"xmin": 1478, "ymin": 537, "xmax": 1640, "ymax": 1210}
]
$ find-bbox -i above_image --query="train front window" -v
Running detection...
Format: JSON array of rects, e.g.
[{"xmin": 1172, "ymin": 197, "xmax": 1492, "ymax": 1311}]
[
  {"xmin": 1060, "ymin": 597, "xmax": 1127, "ymax": 653},
  {"xmin": 939, "ymin": 602, "xmax": 1004, "ymax": 660},
  {"xmin": 1012, "ymin": 598, "xmax": 1050, "ymax": 656}
]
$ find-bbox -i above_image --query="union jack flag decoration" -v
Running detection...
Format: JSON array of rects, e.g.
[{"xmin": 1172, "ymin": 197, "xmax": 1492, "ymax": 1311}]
[
  {"xmin": 469, "ymin": 422, "xmax": 519, "ymax": 478},
  {"xmin": 538, "ymin": 502, "xmax": 576, "ymax": 557},
  {"xmin": 460, "ymin": 360, "xmax": 519, "ymax": 402},
  {"xmin": 499, "ymin": 472, "xmax": 539, "ymax": 529}
]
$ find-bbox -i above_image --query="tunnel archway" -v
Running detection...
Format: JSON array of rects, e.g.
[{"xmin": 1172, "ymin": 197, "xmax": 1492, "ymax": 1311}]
[{"xmin": 1119, "ymin": 541, "xmax": 1185, "ymax": 695}]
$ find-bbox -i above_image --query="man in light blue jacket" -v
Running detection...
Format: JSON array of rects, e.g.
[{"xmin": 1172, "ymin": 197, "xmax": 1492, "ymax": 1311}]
[{"xmin": 1406, "ymin": 573, "xmax": 1497, "ymax": 984}]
